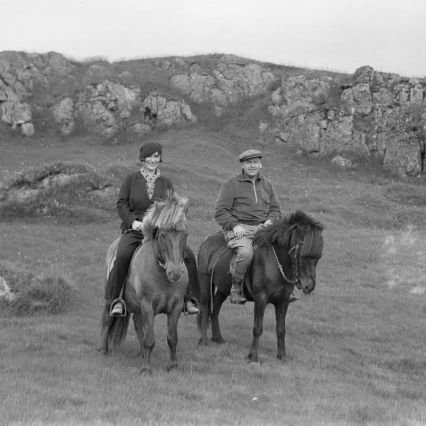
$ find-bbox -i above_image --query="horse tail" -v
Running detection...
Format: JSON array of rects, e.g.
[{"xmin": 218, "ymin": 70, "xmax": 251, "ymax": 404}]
[{"xmin": 109, "ymin": 314, "xmax": 131, "ymax": 348}]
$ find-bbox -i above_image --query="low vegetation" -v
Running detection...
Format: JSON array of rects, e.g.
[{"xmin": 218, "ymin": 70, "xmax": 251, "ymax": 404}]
[
  {"xmin": 0, "ymin": 262, "xmax": 75, "ymax": 316},
  {"xmin": 0, "ymin": 125, "xmax": 425, "ymax": 425}
]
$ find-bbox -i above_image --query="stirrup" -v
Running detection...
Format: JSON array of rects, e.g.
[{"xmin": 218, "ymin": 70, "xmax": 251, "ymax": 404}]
[
  {"xmin": 230, "ymin": 288, "xmax": 247, "ymax": 304},
  {"xmin": 183, "ymin": 298, "xmax": 200, "ymax": 316},
  {"xmin": 110, "ymin": 298, "xmax": 127, "ymax": 317},
  {"xmin": 288, "ymin": 292, "xmax": 298, "ymax": 303}
]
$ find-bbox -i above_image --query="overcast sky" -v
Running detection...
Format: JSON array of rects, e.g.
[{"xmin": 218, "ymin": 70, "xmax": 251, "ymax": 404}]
[{"xmin": 2, "ymin": 0, "xmax": 426, "ymax": 77}]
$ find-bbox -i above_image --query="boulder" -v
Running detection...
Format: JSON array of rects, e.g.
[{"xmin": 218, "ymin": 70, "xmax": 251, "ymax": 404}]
[
  {"xmin": 52, "ymin": 97, "xmax": 75, "ymax": 136},
  {"xmin": 0, "ymin": 276, "xmax": 16, "ymax": 302}
]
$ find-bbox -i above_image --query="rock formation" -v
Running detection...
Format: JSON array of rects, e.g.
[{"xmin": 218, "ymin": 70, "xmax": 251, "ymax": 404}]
[
  {"xmin": 1, "ymin": 51, "xmax": 425, "ymax": 176},
  {"xmin": 268, "ymin": 66, "xmax": 425, "ymax": 176}
]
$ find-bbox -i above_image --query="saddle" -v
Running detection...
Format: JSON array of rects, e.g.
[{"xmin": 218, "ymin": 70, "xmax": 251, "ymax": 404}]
[{"xmin": 203, "ymin": 232, "xmax": 253, "ymax": 291}]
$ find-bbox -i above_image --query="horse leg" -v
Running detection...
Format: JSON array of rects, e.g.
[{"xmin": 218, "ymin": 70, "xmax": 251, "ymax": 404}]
[
  {"xmin": 198, "ymin": 272, "xmax": 211, "ymax": 346},
  {"xmin": 275, "ymin": 301, "xmax": 289, "ymax": 360},
  {"xmin": 247, "ymin": 297, "xmax": 267, "ymax": 363},
  {"xmin": 211, "ymin": 291, "xmax": 227, "ymax": 344},
  {"xmin": 98, "ymin": 304, "xmax": 114, "ymax": 355},
  {"xmin": 166, "ymin": 307, "xmax": 181, "ymax": 371},
  {"xmin": 132, "ymin": 313, "xmax": 145, "ymax": 357},
  {"xmin": 139, "ymin": 304, "xmax": 155, "ymax": 375}
]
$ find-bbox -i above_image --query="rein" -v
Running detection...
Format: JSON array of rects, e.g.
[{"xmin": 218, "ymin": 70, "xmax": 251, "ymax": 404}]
[{"xmin": 271, "ymin": 243, "xmax": 301, "ymax": 288}]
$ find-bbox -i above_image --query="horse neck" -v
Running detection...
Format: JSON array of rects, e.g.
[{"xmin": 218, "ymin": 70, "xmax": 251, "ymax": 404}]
[{"xmin": 272, "ymin": 242, "xmax": 292, "ymax": 264}]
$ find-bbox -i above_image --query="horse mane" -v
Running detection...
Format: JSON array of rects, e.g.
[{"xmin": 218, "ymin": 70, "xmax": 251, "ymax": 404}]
[
  {"xmin": 255, "ymin": 210, "xmax": 324, "ymax": 257},
  {"xmin": 141, "ymin": 191, "xmax": 189, "ymax": 240}
]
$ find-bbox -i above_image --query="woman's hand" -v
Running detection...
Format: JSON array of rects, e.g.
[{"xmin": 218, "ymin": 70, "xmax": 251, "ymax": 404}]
[
  {"xmin": 131, "ymin": 220, "xmax": 143, "ymax": 231},
  {"xmin": 232, "ymin": 224, "xmax": 245, "ymax": 239}
]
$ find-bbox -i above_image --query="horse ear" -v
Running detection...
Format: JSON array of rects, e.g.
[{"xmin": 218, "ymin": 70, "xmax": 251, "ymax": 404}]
[{"xmin": 180, "ymin": 197, "xmax": 190, "ymax": 214}]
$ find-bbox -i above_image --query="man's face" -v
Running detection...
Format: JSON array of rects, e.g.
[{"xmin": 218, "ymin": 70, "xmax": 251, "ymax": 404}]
[{"xmin": 242, "ymin": 158, "xmax": 261, "ymax": 178}]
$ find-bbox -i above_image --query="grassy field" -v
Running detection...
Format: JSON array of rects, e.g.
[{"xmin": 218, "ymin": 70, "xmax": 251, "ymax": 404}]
[{"xmin": 0, "ymin": 127, "xmax": 425, "ymax": 425}]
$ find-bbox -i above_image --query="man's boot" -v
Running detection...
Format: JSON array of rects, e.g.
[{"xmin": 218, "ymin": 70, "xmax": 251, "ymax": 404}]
[{"xmin": 230, "ymin": 277, "xmax": 247, "ymax": 304}]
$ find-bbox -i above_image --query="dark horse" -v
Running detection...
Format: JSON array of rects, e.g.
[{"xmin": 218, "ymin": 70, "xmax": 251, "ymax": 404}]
[
  {"xmin": 99, "ymin": 192, "xmax": 190, "ymax": 373},
  {"xmin": 197, "ymin": 211, "xmax": 324, "ymax": 363}
]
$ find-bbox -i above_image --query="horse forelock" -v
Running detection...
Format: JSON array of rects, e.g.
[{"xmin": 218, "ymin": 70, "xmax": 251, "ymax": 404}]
[
  {"xmin": 141, "ymin": 193, "xmax": 188, "ymax": 239},
  {"xmin": 254, "ymin": 210, "xmax": 323, "ymax": 257},
  {"xmin": 289, "ymin": 211, "xmax": 323, "ymax": 257},
  {"xmin": 288, "ymin": 210, "xmax": 323, "ymax": 231},
  {"xmin": 300, "ymin": 229, "xmax": 323, "ymax": 257}
]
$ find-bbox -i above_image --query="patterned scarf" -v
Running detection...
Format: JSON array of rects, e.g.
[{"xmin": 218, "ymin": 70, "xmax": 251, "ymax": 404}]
[{"xmin": 140, "ymin": 168, "xmax": 161, "ymax": 199}]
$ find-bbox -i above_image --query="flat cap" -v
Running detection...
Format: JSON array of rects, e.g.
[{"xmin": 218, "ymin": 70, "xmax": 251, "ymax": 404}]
[{"xmin": 238, "ymin": 149, "xmax": 263, "ymax": 162}]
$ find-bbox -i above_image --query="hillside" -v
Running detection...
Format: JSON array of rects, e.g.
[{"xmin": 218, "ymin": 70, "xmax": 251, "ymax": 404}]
[
  {"xmin": 1, "ymin": 50, "xmax": 425, "ymax": 177},
  {"xmin": 0, "ymin": 124, "xmax": 425, "ymax": 424}
]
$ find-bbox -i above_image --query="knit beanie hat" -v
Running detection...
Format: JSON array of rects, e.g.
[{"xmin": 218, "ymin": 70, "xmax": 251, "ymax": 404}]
[{"xmin": 139, "ymin": 142, "xmax": 163, "ymax": 162}]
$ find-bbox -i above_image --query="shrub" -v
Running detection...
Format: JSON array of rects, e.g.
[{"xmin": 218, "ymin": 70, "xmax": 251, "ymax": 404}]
[
  {"xmin": 0, "ymin": 264, "xmax": 76, "ymax": 316},
  {"xmin": 0, "ymin": 162, "xmax": 116, "ymax": 222}
]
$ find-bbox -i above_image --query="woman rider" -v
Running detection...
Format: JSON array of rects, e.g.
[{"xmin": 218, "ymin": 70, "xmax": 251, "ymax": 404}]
[{"xmin": 105, "ymin": 142, "xmax": 199, "ymax": 316}]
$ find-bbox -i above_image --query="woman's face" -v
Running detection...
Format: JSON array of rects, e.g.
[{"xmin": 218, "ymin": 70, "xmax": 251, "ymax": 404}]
[{"xmin": 142, "ymin": 152, "xmax": 161, "ymax": 172}]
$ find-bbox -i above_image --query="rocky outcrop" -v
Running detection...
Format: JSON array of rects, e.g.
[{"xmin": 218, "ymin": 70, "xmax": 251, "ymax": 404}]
[
  {"xmin": 0, "ymin": 51, "xmax": 197, "ymax": 139},
  {"xmin": 171, "ymin": 56, "xmax": 277, "ymax": 115},
  {"xmin": 0, "ymin": 51, "xmax": 77, "ymax": 135},
  {"xmin": 1, "ymin": 51, "xmax": 426, "ymax": 176},
  {"xmin": 0, "ymin": 162, "xmax": 116, "ymax": 220},
  {"xmin": 75, "ymin": 80, "xmax": 140, "ymax": 138},
  {"xmin": 51, "ymin": 83, "xmax": 197, "ymax": 139},
  {"xmin": 268, "ymin": 66, "xmax": 426, "ymax": 177},
  {"xmin": 142, "ymin": 92, "xmax": 197, "ymax": 127}
]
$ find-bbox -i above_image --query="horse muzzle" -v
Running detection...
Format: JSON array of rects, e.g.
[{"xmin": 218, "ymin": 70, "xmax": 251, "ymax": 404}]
[
  {"xmin": 166, "ymin": 263, "xmax": 186, "ymax": 283},
  {"xmin": 299, "ymin": 277, "xmax": 316, "ymax": 294}
]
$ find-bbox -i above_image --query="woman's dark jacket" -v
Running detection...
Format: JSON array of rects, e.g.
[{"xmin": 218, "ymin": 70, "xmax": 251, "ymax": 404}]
[{"xmin": 117, "ymin": 171, "xmax": 173, "ymax": 233}]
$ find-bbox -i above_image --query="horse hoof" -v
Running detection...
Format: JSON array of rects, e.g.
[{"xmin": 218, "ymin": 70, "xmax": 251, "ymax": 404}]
[
  {"xmin": 211, "ymin": 337, "xmax": 225, "ymax": 344},
  {"xmin": 97, "ymin": 347, "xmax": 108, "ymax": 355},
  {"xmin": 198, "ymin": 338, "xmax": 209, "ymax": 346},
  {"xmin": 277, "ymin": 354, "xmax": 290, "ymax": 362},
  {"xmin": 166, "ymin": 362, "xmax": 178, "ymax": 372},
  {"xmin": 247, "ymin": 355, "xmax": 259, "ymax": 364},
  {"xmin": 140, "ymin": 367, "xmax": 152, "ymax": 376}
]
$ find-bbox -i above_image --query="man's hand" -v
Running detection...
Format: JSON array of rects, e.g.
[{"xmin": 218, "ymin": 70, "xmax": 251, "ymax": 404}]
[
  {"xmin": 263, "ymin": 219, "xmax": 273, "ymax": 227},
  {"xmin": 232, "ymin": 224, "xmax": 245, "ymax": 239},
  {"xmin": 131, "ymin": 220, "xmax": 143, "ymax": 231}
]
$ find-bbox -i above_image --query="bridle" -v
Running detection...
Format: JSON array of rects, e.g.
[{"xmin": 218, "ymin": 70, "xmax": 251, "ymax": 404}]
[
  {"xmin": 271, "ymin": 242, "xmax": 302, "ymax": 289},
  {"xmin": 152, "ymin": 228, "xmax": 168, "ymax": 270},
  {"xmin": 154, "ymin": 228, "xmax": 186, "ymax": 271}
]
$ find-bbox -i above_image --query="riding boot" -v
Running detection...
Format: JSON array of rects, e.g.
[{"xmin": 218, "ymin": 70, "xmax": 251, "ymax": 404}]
[{"xmin": 230, "ymin": 277, "xmax": 247, "ymax": 304}]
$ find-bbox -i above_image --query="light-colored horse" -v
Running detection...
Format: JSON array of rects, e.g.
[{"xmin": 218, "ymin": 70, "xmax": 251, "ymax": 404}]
[{"xmin": 99, "ymin": 192, "xmax": 190, "ymax": 373}]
